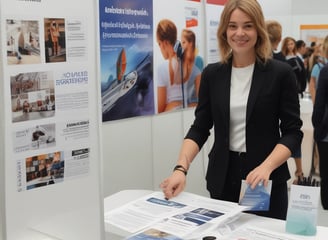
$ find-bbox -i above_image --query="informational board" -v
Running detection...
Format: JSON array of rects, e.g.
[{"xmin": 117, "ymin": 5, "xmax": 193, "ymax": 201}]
[{"xmin": 0, "ymin": 0, "xmax": 104, "ymax": 239}]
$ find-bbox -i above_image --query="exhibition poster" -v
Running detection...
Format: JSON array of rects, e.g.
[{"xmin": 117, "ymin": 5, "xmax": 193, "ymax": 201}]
[
  {"xmin": 99, "ymin": 0, "xmax": 154, "ymax": 121},
  {"xmin": 99, "ymin": 0, "xmax": 206, "ymax": 121},
  {"xmin": 1, "ymin": 0, "xmax": 104, "ymax": 239},
  {"xmin": 7, "ymin": 16, "xmax": 92, "ymax": 192},
  {"xmin": 154, "ymin": 0, "xmax": 205, "ymax": 114}
]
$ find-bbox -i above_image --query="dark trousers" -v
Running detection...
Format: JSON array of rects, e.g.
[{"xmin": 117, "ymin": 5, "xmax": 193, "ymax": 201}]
[
  {"xmin": 211, "ymin": 151, "xmax": 288, "ymax": 220},
  {"xmin": 317, "ymin": 141, "xmax": 328, "ymax": 209}
]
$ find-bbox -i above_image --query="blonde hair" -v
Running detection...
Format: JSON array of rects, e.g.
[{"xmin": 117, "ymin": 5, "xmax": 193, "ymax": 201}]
[
  {"xmin": 181, "ymin": 29, "xmax": 196, "ymax": 81},
  {"xmin": 281, "ymin": 37, "xmax": 296, "ymax": 56},
  {"xmin": 265, "ymin": 20, "xmax": 282, "ymax": 46},
  {"xmin": 322, "ymin": 35, "xmax": 328, "ymax": 58},
  {"xmin": 217, "ymin": 0, "xmax": 271, "ymax": 63}
]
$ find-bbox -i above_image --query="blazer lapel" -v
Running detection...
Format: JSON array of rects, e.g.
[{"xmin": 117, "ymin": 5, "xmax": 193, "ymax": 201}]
[
  {"xmin": 246, "ymin": 61, "xmax": 267, "ymax": 123},
  {"xmin": 217, "ymin": 63, "xmax": 231, "ymax": 130}
]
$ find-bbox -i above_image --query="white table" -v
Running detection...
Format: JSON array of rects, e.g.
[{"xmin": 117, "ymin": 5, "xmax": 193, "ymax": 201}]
[{"xmin": 104, "ymin": 189, "xmax": 328, "ymax": 240}]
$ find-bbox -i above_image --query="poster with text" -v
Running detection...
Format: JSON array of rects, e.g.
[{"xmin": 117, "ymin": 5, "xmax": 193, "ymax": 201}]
[
  {"xmin": 99, "ymin": 0, "xmax": 154, "ymax": 121},
  {"xmin": 3, "ymin": 1, "xmax": 95, "ymax": 197},
  {"xmin": 205, "ymin": 0, "xmax": 227, "ymax": 64},
  {"xmin": 154, "ymin": 0, "xmax": 205, "ymax": 114},
  {"xmin": 1, "ymin": 0, "xmax": 103, "ymax": 238}
]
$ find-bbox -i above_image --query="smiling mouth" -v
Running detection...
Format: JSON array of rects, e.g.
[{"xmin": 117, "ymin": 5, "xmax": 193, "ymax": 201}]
[{"xmin": 234, "ymin": 38, "xmax": 248, "ymax": 43}]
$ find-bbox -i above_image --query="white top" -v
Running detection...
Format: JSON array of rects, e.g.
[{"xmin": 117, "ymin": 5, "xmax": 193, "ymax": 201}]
[
  {"xmin": 157, "ymin": 58, "xmax": 183, "ymax": 103},
  {"xmin": 229, "ymin": 64, "xmax": 254, "ymax": 152}
]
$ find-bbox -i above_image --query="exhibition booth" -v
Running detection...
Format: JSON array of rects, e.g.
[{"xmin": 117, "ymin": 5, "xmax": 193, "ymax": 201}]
[{"xmin": 1, "ymin": 0, "xmax": 327, "ymax": 239}]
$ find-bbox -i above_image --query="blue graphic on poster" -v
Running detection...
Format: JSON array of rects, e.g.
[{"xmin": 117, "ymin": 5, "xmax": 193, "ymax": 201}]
[{"xmin": 99, "ymin": 0, "xmax": 154, "ymax": 121}]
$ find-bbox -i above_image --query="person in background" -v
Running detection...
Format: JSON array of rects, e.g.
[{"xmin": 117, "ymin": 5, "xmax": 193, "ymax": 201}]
[
  {"xmin": 265, "ymin": 20, "xmax": 284, "ymax": 61},
  {"xmin": 312, "ymin": 64, "xmax": 328, "ymax": 210},
  {"xmin": 308, "ymin": 43, "xmax": 320, "ymax": 73},
  {"xmin": 180, "ymin": 29, "xmax": 201, "ymax": 108},
  {"xmin": 309, "ymin": 36, "xmax": 328, "ymax": 176},
  {"xmin": 302, "ymin": 47, "xmax": 314, "ymax": 84},
  {"xmin": 265, "ymin": 22, "xmax": 305, "ymax": 184},
  {"xmin": 309, "ymin": 36, "xmax": 328, "ymax": 104},
  {"xmin": 296, "ymin": 40, "xmax": 307, "ymax": 62},
  {"xmin": 160, "ymin": 0, "xmax": 303, "ymax": 220},
  {"xmin": 12, "ymin": 27, "xmax": 23, "ymax": 63},
  {"xmin": 281, "ymin": 37, "xmax": 297, "ymax": 60},
  {"xmin": 156, "ymin": 19, "xmax": 183, "ymax": 113},
  {"xmin": 50, "ymin": 20, "xmax": 59, "ymax": 56},
  {"xmin": 277, "ymin": 36, "xmax": 306, "ymax": 96},
  {"xmin": 296, "ymin": 40, "xmax": 310, "ymax": 84}
]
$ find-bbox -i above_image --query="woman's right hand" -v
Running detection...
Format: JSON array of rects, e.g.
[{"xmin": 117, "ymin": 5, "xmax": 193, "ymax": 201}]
[{"xmin": 160, "ymin": 170, "xmax": 186, "ymax": 200}]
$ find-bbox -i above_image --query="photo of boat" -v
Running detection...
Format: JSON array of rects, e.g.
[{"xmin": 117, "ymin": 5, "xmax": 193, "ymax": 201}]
[{"xmin": 101, "ymin": 48, "xmax": 154, "ymax": 120}]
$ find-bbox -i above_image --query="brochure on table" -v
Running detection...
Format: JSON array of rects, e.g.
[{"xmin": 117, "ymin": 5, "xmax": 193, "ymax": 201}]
[
  {"xmin": 105, "ymin": 191, "xmax": 248, "ymax": 239},
  {"xmin": 106, "ymin": 191, "xmax": 313, "ymax": 240},
  {"xmin": 0, "ymin": 0, "xmax": 104, "ymax": 239}
]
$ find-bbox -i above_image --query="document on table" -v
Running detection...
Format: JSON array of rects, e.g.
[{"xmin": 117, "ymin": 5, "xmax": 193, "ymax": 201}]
[
  {"xmin": 104, "ymin": 191, "xmax": 248, "ymax": 238},
  {"xmin": 220, "ymin": 226, "xmax": 301, "ymax": 240}
]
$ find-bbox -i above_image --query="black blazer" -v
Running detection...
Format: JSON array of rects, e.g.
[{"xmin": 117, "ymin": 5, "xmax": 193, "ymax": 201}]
[
  {"xmin": 185, "ymin": 58, "xmax": 303, "ymax": 197},
  {"xmin": 312, "ymin": 64, "xmax": 328, "ymax": 141}
]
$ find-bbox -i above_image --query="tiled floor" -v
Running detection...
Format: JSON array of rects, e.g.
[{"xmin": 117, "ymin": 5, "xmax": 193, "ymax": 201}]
[{"xmin": 318, "ymin": 203, "xmax": 328, "ymax": 227}]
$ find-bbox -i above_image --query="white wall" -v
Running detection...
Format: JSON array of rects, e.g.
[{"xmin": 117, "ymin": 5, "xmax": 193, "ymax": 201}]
[
  {"xmin": 102, "ymin": 0, "xmax": 328, "ymax": 198},
  {"xmin": 0, "ymin": 31, "xmax": 5, "ymax": 240}
]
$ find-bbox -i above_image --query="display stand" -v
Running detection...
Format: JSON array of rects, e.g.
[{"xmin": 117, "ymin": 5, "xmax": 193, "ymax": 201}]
[{"xmin": 0, "ymin": 0, "xmax": 104, "ymax": 239}]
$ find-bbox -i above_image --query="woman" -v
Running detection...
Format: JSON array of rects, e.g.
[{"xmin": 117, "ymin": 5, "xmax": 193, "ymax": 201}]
[
  {"xmin": 156, "ymin": 19, "xmax": 183, "ymax": 113},
  {"xmin": 281, "ymin": 37, "xmax": 297, "ymax": 60},
  {"xmin": 309, "ymin": 36, "xmax": 328, "ymax": 104},
  {"xmin": 312, "ymin": 64, "xmax": 328, "ymax": 210},
  {"xmin": 281, "ymin": 36, "xmax": 307, "ymax": 95},
  {"xmin": 50, "ymin": 20, "xmax": 59, "ymax": 56},
  {"xmin": 160, "ymin": 0, "xmax": 303, "ymax": 220},
  {"xmin": 280, "ymin": 36, "xmax": 306, "ymax": 182},
  {"xmin": 181, "ymin": 29, "xmax": 201, "ymax": 108}
]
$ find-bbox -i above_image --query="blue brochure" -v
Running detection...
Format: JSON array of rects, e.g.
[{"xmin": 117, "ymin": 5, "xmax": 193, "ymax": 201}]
[{"xmin": 238, "ymin": 180, "xmax": 272, "ymax": 211}]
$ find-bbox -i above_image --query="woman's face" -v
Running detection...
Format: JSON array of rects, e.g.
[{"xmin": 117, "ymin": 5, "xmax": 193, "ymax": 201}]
[
  {"xmin": 287, "ymin": 40, "xmax": 295, "ymax": 53},
  {"xmin": 226, "ymin": 9, "xmax": 257, "ymax": 57},
  {"xmin": 181, "ymin": 36, "xmax": 190, "ymax": 50}
]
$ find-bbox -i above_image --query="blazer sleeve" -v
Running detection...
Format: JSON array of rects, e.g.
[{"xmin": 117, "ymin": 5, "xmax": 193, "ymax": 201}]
[
  {"xmin": 185, "ymin": 63, "xmax": 217, "ymax": 149},
  {"xmin": 312, "ymin": 65, "xmax": 328, "ymax": 140}
]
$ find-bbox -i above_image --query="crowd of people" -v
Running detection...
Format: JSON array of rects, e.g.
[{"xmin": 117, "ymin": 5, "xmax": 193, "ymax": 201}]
[
  {"xmin": 160, "ymin": 0, "xmax": 328, "ymax": 220},
  {"xmin": 265, "ymin": 20, "xmax": 328, "ymax": 209}
]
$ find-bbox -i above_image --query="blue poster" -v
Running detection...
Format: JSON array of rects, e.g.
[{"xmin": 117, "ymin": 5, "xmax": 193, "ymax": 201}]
[{"xmin": 99, "ymin": 0, "xmax": 154, "ymax": 121}]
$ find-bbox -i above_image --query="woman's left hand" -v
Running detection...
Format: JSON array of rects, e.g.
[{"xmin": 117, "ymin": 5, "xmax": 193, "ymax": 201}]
[{"xmin": 245, "ymin": 163, "xmax": 273, "ymax": 189}]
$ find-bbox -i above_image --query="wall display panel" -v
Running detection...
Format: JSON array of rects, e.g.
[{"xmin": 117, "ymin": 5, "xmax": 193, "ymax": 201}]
[
  {"xmin": 204, "ymin": 0, "xmax": 226, "ymax": 63},
  {"xmin": 153, "ymin": 0, "xmax": 206, "ymax": 116},
  {"xmin": 0, "ymin": 0, "xmax": 104, "ymax": 239},
  {"xmin": 0, "ymin": 22, "xmax": 4, "ymax": 238},
  {"xmin": 300, "ymin": 25, "xmax": 328, "ymax": 47},
  {"xmin": 99, "ymin": 0, "xmax": 155, "ymax": 122},
  {"xmin": 99, "ymin": 0, "xmax": 206, "ymax": 122},
  {"xmin": 101, "ymin": 117, "xmax": 154, "ymax": 197}
]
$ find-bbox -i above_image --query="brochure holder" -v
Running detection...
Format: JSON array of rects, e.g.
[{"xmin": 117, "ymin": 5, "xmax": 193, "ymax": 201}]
[{"xmin": 286, "ymin": 183, "xmax": 320, "ymax": 236}]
